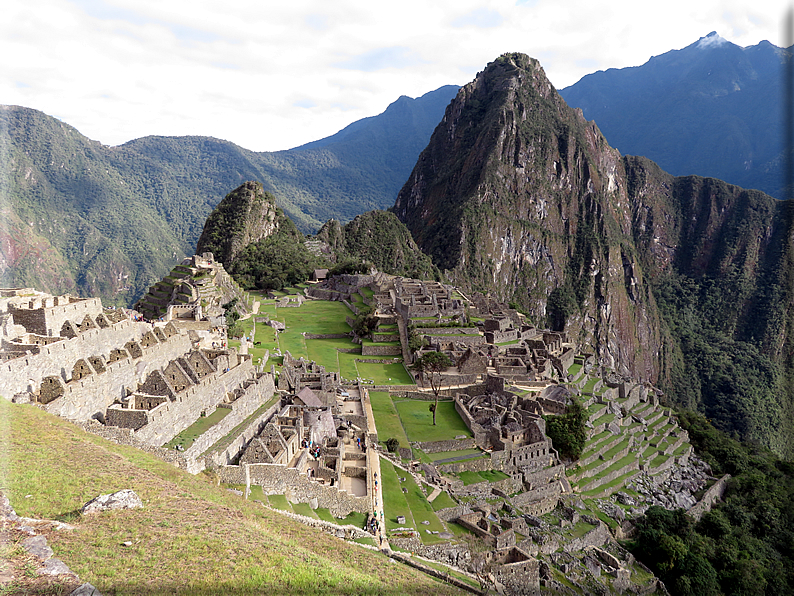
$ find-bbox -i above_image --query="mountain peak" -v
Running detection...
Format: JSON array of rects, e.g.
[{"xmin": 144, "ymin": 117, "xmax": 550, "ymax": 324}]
[{"xmin": 696, "ymin": 31, "xmax": 729, "ymax": 49}]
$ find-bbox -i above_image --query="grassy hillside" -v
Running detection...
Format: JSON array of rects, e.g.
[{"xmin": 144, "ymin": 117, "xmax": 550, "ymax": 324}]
[{"xmin": 1, "ymin": 399, "xmax": 461, "ymax": 595}]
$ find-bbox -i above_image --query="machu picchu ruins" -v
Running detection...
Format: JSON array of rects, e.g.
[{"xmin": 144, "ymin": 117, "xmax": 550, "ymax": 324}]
[{"xmin": 1, "ymin": 264, "xmax": 728, "ymax": 596}]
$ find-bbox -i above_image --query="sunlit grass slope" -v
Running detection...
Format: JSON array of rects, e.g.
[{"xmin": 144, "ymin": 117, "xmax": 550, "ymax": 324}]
[{"xmin": 2, "ymin": 400, "xmax": 463, "ymax": 596}]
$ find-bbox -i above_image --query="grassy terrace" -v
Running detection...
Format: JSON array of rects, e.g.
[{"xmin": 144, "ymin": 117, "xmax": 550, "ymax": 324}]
[
  {"xmin": 426, "ymin": 448, "xmax": 485, "ymax": 462},
  {"xmin": 380, "ymin": 459, "xmax": 447, "ymax": 544},
  {"xmin": 578, "ymin": 454, "xmax": 638, "ymax": 490},
  {"xmin": 164, "ymin": 407, "xmax": 231, "ymax": 450},
  {"xmin": 580, "ymin": 469, "xmax": 641, "ymax": 498},
  {"xmin": 201, "ymin": 396, "xmax": 280, "ymax": 457},
  {"xmin": 457, "ymin": 470, "xmax": 510, "ymax": 485},
  {"xmin": 5, "ymin": 401, "xmax": 460, "ymax": 596},
  {"xmin": 581, "ymin": 377, "xmax": 599, "ymax": 394},
  {"xmin": 567, "ymin": 363, "xmax": 582, "ymax": 377},
  {"xmin": 592, "ymin": 412, "xmax": 617, "ymax": 427},
  {"xmin": 369, "ymin": 391, "xmax": 410, "ymax": 449},
  {"xmin": 392, "ymin": 399, "xmax": 472, "ymax": 443},
  {"xmin": 587, "ymin": 402, "xmax": 607, "ymax": 417},
  {"xmin": 251, "ymin": 299, "xmax": 414, "ymax": 386}
]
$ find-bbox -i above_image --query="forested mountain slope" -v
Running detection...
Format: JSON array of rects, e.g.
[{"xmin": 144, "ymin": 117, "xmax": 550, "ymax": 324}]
[{"xmin": 0, "ymin": 85, "xmax": 458, "ymax": 304}]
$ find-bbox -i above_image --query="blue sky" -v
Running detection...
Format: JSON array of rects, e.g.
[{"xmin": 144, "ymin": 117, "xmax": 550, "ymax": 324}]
[{"xmin": 1, "ymin": 0, "xmax": 788, "ymax": 151}]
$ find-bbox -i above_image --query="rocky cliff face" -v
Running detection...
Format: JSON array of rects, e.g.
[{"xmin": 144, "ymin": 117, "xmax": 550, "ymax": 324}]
[
  {"xmin": 394, "ymin": 52, "xmax": 794, "ymax": 456},
  {"xmin": 394, "ymin": 53, "xmax": 664, "ymax": 380},
  {"xmin": 195, "ymin": 181, "xmax": 281, "ymax": 269}
]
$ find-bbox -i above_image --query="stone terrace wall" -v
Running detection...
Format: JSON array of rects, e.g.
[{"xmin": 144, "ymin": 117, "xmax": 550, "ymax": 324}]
[
  {"xmin": 183, "ymin": 374, "xmax": 276, "ymax": 459},
  {"xmin": 222, "ymin": 463, "xmax": 369, "ymax": 517},
  {"xmin": 205, "ymin": 398, "xmax": 283, "ymax": 467},
  {"xmin": 47, "ymin": 333, "xmax": 194, "ymax": 421},
  {"xmin": 449, "ymin": 475, "xmax": 522, "ymax": 497},
  {"xmin": 360, "ymin": 344, "xmax": 402, "ymax": 356},
  {"xmin": 0, "ymin": 319, "xmax": 155, "ymax": 401},
  {"xmin": 439, "ymin": 457, "xmax": 495, "ymax": 474},
  {"xmin": 128, "ymin": 359, "xmax": 255, "ymax": 447},
  {"xmin": 561, "ymin": 521, "xmax": 611, "ymax": 553},
  {"xmin": 687, "ymin": 474, "xmax": 731, "ymax": 521},
  {"xmin": 415, "ymin": 438, "xmax": 476, "ymax": 453}
]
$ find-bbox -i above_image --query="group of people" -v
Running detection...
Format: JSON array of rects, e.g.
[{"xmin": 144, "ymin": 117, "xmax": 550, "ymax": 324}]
[
  {"xmin": 355, "ymin": 436, "xmax": 367, "ymax": 453},
  {"xmin": 302, "ymin": 439, "xmax": 322, "ymax": 460}
]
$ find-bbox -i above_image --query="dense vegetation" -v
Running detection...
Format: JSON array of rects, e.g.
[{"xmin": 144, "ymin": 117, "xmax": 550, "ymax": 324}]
[
  {"xmin": 652, "ymin": 271, "xmax": 790, "ymax": 454},
  {"xmin": 228, "ymin": 220, "xmax": 326, "ymax": 292},
  {"xmin": 543, "ymin": 401, "xmax": 587, "ymax": 460},
  {"xmin": 314, "ymin": 211, "xmax": 439, "ymax": 280},
  {"xmin": 629, "ymin": 411, "xmax": 794, "ymax": 596}
]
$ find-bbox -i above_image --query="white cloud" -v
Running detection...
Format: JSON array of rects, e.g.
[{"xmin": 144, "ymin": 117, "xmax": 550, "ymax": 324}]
[{"xmin": 1, "ymin": 0, "xmax": 790, "ymax": 151}]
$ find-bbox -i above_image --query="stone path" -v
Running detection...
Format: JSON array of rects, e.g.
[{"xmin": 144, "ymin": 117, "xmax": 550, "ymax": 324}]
[
  {"xmin": 359, "ymin": 387, "xmax": 390, "ymax": 551},
  {"xmin": 426, "ymin": 487, "xmax": 442, "ymax": 503}
]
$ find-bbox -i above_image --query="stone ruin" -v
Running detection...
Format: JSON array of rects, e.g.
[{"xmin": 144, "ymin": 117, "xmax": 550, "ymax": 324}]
[{"xmin": 277, "ymin": 352, "xmax": 341, "ymax": 405}]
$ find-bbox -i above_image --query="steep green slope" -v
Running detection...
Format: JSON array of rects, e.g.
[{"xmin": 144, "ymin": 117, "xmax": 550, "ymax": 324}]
[
  {"xmin": 3, "ymin": 399, "xmax": 463, "ymax": 595},
  {"xmin": 0, "ymin": 106, "xmax": 189, "ymax": 305},
  {"xmin": 313, "ymin": 210, "xmax": 439, "ymax": 280},
  {"xmin": 196, "ymin": 182, "xmax": 327, "ymax": 292},
  {"xmin": 560, "ymin": 33, "xmax": 789, "ymax": 199}
]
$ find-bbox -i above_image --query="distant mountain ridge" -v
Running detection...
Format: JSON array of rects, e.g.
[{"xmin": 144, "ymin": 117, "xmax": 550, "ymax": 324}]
[
  {"xmin": 560, "ymin": 32, "xmax": 791, "ymax": 199},
  {"xmin": 0, "ymin": 85, "xmax": 459, "ymax": 304}
]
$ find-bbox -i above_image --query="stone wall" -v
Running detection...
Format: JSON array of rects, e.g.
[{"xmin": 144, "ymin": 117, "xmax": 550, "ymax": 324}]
[
  {"xmin": 222, "ymin": 463, "xmax": 370, "ymax": 517},
  {"xmin": 388, "ymin": 552, "xmax": 484, "ymax": 595},
  {"xmin": 686, "ymin": 474, "xmax": 731, "ymax": 521},
  {"xmin": 1, "ymin": 318, "xmax": 161, "ymax": 402},
  {"xmin": 205, "ymin": 398, "xmax": 283, "ymax": 467},
  {"xmin": 561, "ymin": 521, "xmax": 612, "ymax": 553},
  {"xmin": 517, "ymin": 494, "xmax": 559, "ymax": 517},
  {"xmin": 9, "ymin": 297, "xmax": 102, "ymax": 337},
  {"xmin": 360, "ymin": 344, "xmax": 402, "ymax": 356},
  {"xmin": 304, "ymin": 333, "xmax": 351, "ymax": 340},
  {"xmin": 183, "ymin": 374, "xmax": 276, "ymax": 459},
  {"xmin": 415, "ymin": 438, "xmax": 476, "ymax": 453},
  {"xmin": 112, "ymin": 359, "xmax": 257, "ymax": 447},
  {"xmin": 438, "ymin": 456, "xmax": 495, "ymax": 475}
]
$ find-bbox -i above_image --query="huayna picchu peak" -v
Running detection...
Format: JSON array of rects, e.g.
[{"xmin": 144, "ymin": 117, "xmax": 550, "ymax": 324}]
[{"xmin": 394, "ymin": 51, "xmax": 794, "ymax": 459}]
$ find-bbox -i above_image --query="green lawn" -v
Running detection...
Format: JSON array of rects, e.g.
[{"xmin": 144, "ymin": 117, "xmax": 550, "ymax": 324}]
[
  {"xmin": 164, "ymin": 407, "xmax": 231, "ymax": 450},
  {"xmin": 267, "ymin": 494, "xmax": 293, "ymax": 511},
  {"xmin": 393, "ymin": 399, "xmax": 472, "ymax": 442},
  {"xmin": 426, "ymin": 448, "xmax": 484, "ymax": 462},
  {"xmin": 430, "ymin": 491, "xmax": 458, "ymax": 511},
  {"xmin": 380, "ymin": 459, "xmax": 415, "ymax": 531},
  {"xmin": 291, "ymin": 502, "xmax": 318, "ymax": 518},
  {"xmin": 369, "ymin": 391, "xmax": 410, "ymax": 449},
  {"xmin": 400, "ymin": 472, "xmax": 447, "ymax": 544},
  {"xmin": 356, "ymin": 361, "xmax": 413, "ymax": 385}
]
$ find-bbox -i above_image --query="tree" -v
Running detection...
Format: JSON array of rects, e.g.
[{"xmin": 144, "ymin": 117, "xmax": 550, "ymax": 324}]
[
  {"xmin": 407, "ymin": 325, "xmax": 427, "ymax": 353},
  {"xmin": 544, "ymin": 400, "xmax": 587, "ymax": 460},
  {"xmin": 411, "ymin": 351, "xmax": 453, "ymax": 425}
]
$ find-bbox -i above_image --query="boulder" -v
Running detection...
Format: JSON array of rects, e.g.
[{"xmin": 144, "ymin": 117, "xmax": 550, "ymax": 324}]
[{"xmin": 81, "ymin": 489, "xmax": 143, "ymax": 515}]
